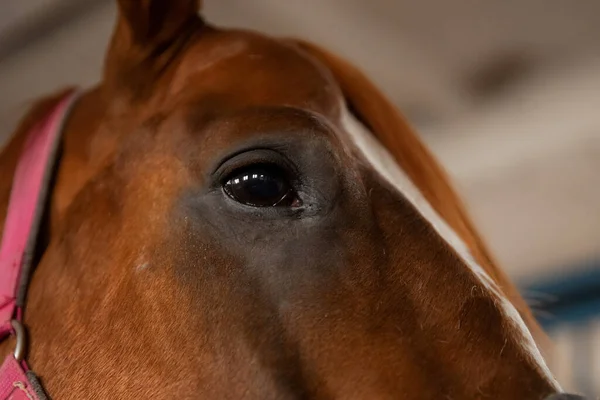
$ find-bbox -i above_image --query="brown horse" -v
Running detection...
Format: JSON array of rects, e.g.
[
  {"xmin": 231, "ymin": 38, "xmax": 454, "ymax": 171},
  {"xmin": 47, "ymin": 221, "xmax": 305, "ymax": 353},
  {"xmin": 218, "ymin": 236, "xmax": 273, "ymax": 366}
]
[{"xmin": 0, "ymin": 0, "xmax": 568, "ymax": 398}]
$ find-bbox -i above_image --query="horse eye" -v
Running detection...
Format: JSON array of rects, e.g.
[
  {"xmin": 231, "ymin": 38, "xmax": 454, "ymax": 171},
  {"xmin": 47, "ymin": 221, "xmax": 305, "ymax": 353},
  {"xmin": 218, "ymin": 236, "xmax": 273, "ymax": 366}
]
[{"xmin": 223, "ymin": 164, "xmax": 299, "ymax": 207}]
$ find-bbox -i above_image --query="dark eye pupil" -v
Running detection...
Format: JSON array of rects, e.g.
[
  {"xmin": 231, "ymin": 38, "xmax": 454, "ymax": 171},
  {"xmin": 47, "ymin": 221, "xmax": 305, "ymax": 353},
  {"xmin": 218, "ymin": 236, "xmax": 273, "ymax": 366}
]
[{"xmin": 224, "ymin": 165, "xmax": 295, "ymax": 207}]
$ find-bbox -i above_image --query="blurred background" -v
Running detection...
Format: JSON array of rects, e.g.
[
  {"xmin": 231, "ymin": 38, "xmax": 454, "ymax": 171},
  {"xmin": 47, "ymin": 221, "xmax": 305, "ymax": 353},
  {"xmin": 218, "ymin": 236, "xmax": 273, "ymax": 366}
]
[{"xmin": 1, "ymin": 0, "xmax": 599, "ymax": 396}]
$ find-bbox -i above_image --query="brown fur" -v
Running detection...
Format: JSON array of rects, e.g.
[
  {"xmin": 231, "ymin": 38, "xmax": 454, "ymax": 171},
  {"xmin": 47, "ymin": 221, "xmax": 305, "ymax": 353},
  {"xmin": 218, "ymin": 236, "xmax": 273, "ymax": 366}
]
[
  {"xmin": 0, "ymin": 1, "xmax": 557, "ymax": 398},
  {"xmin": 291, "ymin": 40, "xmax": 549, "ymax": 351}
]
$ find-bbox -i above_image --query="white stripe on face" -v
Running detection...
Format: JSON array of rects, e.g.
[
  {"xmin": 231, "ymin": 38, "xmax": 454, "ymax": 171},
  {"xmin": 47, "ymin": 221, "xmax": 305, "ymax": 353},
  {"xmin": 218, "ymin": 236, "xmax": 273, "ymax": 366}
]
[{"xmin": 339, "ymin": 105, "xmax": 561, "ymax": 391}]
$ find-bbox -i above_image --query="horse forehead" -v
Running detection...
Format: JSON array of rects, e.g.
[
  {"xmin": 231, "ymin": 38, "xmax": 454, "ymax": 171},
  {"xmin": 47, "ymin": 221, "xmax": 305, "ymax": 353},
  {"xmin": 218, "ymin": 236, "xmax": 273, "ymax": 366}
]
[{"xmin": 171, "ymin": 30, "xmax": 341, "ymax": 115}]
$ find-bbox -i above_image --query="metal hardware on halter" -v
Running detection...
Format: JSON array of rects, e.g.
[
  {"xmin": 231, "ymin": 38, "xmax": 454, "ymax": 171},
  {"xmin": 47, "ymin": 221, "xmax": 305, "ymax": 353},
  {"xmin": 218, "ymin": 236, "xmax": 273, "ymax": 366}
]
[{"xmin": 11, "ymin": 319, "xmax": 26, "ymax": 362}]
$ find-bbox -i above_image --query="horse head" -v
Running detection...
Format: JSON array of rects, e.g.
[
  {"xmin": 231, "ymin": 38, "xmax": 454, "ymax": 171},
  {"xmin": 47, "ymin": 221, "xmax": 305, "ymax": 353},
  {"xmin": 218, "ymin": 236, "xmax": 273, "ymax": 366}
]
[{"xmin": 0, "ymin": 0, "xmax": 564, "ymax": 398}]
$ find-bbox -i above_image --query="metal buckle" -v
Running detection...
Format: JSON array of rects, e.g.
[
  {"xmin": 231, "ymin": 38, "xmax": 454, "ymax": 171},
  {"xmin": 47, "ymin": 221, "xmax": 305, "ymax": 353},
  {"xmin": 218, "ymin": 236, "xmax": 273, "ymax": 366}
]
[{"xmin": 11, "ymin": 319, "xmax": 26, "ymax": 362}]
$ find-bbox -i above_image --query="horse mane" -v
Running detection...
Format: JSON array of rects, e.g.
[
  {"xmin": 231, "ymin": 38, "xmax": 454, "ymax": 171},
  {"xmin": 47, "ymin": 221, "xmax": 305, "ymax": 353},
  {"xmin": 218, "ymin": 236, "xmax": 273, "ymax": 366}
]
[{"xmin": 292, "ymin": 39, "xmax": 548, "ymax": 350}]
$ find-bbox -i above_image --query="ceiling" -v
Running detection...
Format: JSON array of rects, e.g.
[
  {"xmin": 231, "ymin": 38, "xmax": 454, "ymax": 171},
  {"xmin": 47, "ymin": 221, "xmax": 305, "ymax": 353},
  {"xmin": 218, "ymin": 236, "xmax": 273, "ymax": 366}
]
[{"xmin": 1, "ymin": 0, "xmax": 599, "ymax": 281}]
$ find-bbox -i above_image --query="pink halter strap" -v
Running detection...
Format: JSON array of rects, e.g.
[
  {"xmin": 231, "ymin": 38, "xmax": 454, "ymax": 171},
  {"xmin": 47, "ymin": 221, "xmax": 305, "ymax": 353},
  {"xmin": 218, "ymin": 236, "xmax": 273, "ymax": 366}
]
[{"xmin": 0, "ymin": 91, "xmax": 79, "ymax": 400}]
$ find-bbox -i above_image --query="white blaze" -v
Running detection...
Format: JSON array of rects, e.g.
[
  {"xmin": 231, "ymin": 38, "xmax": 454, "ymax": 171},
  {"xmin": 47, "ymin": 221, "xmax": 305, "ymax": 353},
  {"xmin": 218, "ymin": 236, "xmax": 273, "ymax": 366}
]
[{"xmin": 339, "ymin": 105, "xmax": 562, "ymax": 391}]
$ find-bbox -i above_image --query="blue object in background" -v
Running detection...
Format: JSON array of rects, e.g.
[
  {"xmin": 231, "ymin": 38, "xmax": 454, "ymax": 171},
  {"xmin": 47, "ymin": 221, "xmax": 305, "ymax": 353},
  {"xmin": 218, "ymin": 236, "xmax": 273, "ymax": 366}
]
[{"xmin": 520, "ymin": 259, "xmax": 600, "ymax": 398}]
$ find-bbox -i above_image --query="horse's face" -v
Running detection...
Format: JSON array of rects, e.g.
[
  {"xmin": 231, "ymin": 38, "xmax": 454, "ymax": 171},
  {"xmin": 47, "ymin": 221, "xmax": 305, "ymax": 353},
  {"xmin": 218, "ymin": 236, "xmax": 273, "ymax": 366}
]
[{"xmin": 6, "ymin": 1, "xmax": 559, "ymax": 398}]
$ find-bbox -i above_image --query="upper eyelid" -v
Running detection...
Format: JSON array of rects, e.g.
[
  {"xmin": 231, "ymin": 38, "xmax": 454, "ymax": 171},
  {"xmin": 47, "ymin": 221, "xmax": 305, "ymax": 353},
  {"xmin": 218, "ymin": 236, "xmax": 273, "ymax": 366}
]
[
  {"xmin": 214, "ymin": 146, "xmax": 288, "ymax": 171},
  {"xmin": 213, "ymin": 149, "xmax": 301, "ymax": 185}
]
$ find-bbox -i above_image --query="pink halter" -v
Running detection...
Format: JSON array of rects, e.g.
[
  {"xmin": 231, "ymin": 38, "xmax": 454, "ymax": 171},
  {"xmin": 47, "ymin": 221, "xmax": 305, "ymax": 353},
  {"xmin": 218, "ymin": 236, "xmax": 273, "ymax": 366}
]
[{"xmin": 0, "ymin": 91, "xmax": 79, "ymax": 400}]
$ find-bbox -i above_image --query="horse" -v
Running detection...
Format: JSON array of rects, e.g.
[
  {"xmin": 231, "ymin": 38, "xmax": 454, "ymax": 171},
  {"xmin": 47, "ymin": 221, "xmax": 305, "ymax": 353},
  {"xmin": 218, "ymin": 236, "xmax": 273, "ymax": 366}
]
[{"xmin": 0, "ymin": 0, "xmax": 576, "ymax": 398}]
